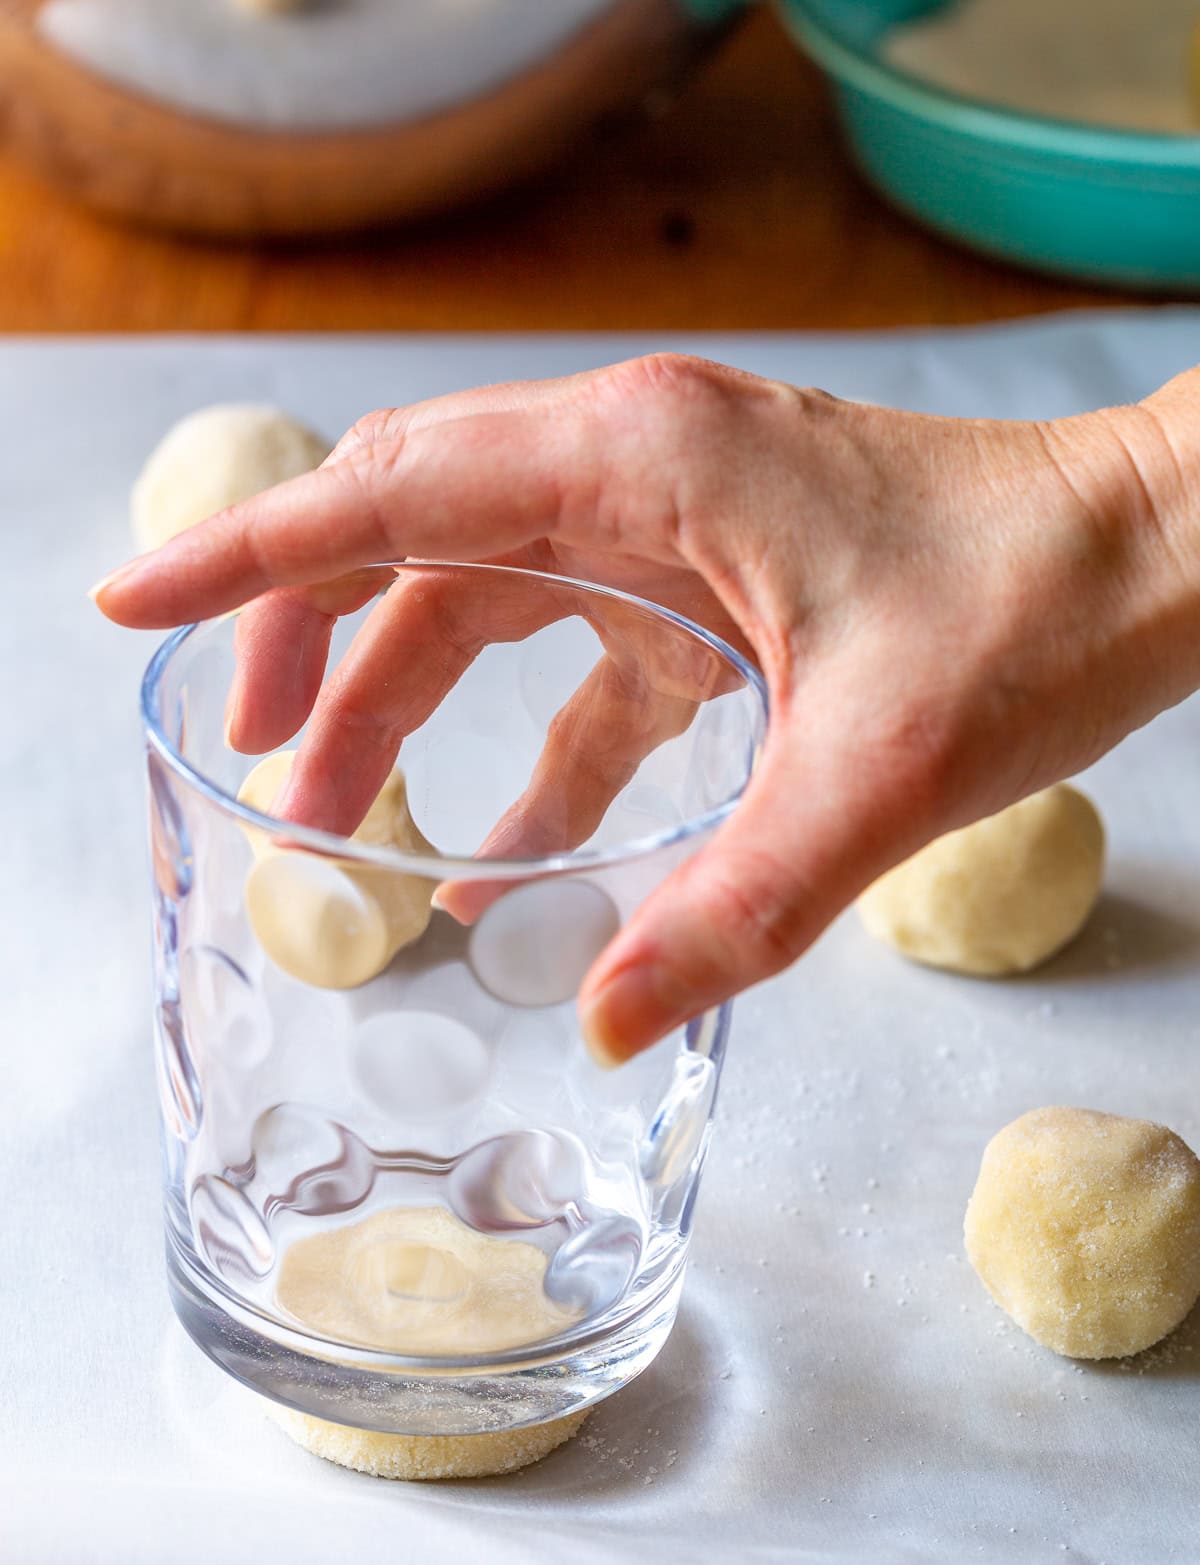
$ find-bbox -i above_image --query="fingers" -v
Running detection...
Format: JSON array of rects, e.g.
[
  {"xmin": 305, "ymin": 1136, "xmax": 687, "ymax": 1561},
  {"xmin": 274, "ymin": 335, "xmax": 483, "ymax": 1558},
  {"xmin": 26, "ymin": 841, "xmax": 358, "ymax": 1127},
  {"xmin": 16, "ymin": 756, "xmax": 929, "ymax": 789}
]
[
  {"xmin": 225, "ymin": 568, "xmax": 395, "ymax": 754},
  {"xmin": 91, "ymin": 352, "xmax": 772, "ymax": 634},
  {"xmin": 436, "ymin": 654, "xmax": 698, "ymax": 924},
  {"xmin": 577, "ymin": 719, "xmax": 901, "ymax": 1066},
  {"xmin": 276, "ymin": 567, "xmax": 570, "ymax": 836},
  {"xmin": 90, "ymin": 408, "xmax": 583, "ymax": 630},
  {"xmin": 324, "ymin": 374, "xmax": 585, "ymax": 463}
]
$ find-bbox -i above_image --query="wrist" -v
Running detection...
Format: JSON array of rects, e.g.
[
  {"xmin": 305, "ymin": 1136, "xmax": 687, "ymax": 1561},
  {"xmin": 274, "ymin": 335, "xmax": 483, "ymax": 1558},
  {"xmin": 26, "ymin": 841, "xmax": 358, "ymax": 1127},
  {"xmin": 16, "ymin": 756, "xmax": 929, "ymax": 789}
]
[
  {"xmin": 1095, "ymin": 377, "xmax": 1200, "ymax": 703},
  {"xmin": 1033, "ymin": 385, "xmax": 1200, "ymax": 719},
  {"xmin": 1133, "ymin": 369, "xmax": 1200, "ymax": 563}
]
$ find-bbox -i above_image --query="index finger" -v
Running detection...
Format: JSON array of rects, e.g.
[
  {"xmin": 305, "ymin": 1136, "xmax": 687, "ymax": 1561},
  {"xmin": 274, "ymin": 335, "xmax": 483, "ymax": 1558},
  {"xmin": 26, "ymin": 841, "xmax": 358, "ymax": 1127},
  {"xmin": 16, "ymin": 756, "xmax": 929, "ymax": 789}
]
[{"xmin": 90, "ymin": 408, "xmax": 580, "ymax": 630}]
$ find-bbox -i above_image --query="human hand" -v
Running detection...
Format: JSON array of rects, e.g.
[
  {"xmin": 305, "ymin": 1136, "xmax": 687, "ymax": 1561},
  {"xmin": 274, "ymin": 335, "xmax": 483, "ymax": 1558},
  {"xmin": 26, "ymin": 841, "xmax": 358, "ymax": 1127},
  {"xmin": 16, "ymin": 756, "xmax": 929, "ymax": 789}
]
[{"xmin": 91, "ymin": 355, "xmax": 1198, "ymax": 1062}]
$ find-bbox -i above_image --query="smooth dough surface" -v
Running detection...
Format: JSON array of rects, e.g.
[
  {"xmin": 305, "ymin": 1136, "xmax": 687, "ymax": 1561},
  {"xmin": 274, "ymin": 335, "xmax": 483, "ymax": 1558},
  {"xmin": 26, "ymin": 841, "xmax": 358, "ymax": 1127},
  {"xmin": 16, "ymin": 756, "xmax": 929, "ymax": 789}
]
[
  {"xmin": 275, "ymin": 1204, "xmax": 580, "ymax": 1355},
  {"xmin": 965, "ymin": 1107, "xmax": 1200, "ymax": 1359},
  {"xmin": 857, "ymin": 784, "xmax": 1104, "ymax": 976},
  {"xmin": 131, "ymin": 403, "xmax": 330, "ymax": 550},
  {"xmin": 238, "ymin": 753, "xmax": 436, "ymax": 989},
  {"xmin": 268, "ymin": 1402, "xmax": 589, "ymax": 1480}
]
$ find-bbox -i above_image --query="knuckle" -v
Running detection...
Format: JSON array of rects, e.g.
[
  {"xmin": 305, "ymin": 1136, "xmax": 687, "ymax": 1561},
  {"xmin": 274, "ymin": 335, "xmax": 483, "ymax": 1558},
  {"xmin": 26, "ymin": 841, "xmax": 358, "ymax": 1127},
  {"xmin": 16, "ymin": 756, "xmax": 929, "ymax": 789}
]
[
  {"xmin": 704, "ymin": 848, "xmax": 808, "ymax": 976},
  {"xmin": 352, "ymin": 407, "xmax": 406, "ymax": 446},
  {"xmin": 600, "ymin": 351, "xmax": 733, "ymax": 407},
  {"xmin": 543, "ymin": 700, "xmax": 602, "ymax": 776},
  {"xmin": 355, "ymin": 431, "xmax": 412, "ymax": 501},
  {"xmin": 328, "ymin": 408, "xmax": 409, "ymax": 465},
  {"xmin": 413, "ymin": 574, "xmax": 487, "ymax": 663}
]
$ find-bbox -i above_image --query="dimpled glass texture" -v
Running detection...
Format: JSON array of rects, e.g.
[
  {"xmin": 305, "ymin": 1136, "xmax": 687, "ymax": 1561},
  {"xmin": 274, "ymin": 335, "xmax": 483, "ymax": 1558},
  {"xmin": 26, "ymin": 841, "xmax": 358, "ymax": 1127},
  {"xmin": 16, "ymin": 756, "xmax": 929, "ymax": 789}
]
[{"xmin": 142, "ymin": 563, "xmax": 767, "ymax": 1436}]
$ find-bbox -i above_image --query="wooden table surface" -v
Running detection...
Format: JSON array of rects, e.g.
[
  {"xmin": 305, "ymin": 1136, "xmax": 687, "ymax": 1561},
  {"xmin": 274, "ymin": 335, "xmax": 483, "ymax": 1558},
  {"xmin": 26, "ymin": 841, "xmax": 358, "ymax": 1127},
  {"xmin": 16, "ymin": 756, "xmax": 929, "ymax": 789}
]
[{"xmin": 0, "ymin": 7, "xmax": 1177, "ymax": 334}]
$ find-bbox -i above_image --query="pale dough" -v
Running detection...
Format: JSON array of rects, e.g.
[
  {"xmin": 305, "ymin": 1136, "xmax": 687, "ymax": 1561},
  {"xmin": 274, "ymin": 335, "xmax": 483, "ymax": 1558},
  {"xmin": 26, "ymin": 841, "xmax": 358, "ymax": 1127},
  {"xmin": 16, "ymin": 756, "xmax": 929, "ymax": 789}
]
[
  {"xmin": 131, "ymin": 403, "xmax": 330, "ymax": 551},
  {"xmin": 268, "ymin": 1403, "xmax": 589, "ymax": 1480},
  {"xmin": 275, "ymin": 1204, "xmax": 580, "ymax": 1355},
  {"xmin": 270, "ymin": 1203, "xmax": 587, "ymax": 1478},
  {"xmin": 238, "ymin": 752, "xmax": 436, "ymax": 989},
  {"xmin": 857, "ymin": 784, "xmax": 1104, "ymax": 977},
  {"xmin": 965, "ymin": 1107, "xmax": 1200, "ymax": 1359}
]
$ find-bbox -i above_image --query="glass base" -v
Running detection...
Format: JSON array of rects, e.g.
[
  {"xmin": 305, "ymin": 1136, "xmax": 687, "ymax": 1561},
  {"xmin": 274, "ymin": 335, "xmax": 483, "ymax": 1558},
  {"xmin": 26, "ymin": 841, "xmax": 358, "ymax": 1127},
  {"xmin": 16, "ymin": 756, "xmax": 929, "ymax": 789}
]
[{"xmin": 165, "ymin": 1232, "xmax": 685, "ymax": 1437}]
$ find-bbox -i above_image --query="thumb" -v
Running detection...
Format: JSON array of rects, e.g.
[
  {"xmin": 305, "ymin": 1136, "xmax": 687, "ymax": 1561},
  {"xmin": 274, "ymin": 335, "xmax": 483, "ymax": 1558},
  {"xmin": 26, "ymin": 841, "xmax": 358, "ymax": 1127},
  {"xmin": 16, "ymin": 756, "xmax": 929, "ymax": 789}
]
[{"xmin": 577, "ymin": 730, "xmax": 898, "ymax": 1066}]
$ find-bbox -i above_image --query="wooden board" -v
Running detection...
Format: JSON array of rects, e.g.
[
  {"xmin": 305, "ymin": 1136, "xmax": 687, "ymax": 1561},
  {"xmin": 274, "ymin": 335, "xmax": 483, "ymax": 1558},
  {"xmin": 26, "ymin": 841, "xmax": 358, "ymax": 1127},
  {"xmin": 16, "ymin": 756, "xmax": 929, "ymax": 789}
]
[
  {"xmin": 0, "ymin": 7, "xmax": 1176, "ymax": 331},
  {"xmin": 0, "ymin": 0, "xmax": 699, "ymax": 236}
]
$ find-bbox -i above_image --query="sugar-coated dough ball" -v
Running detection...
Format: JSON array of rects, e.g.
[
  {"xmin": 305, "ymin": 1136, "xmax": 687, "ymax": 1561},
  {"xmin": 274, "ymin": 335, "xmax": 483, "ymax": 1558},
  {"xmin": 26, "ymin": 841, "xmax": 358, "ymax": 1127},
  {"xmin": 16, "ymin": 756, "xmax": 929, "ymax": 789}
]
[
  {"xmin": 268, "ymin": 1403, "xmax": 589, "ymax": 1480},
  {"xmin": 238, "ymin": 753, "xmax": 435, "ymax": 989},
  {"xmin": 965, "ymin": 1107, "xmax": 1200, "ymax": 1359},
  {"xmin": 131, "ymin": 403, "xmax": 330, "ymax": 551},
  {"xmin": 857, "ymin": 784, "xmax": 1104, "ymax": 976}
]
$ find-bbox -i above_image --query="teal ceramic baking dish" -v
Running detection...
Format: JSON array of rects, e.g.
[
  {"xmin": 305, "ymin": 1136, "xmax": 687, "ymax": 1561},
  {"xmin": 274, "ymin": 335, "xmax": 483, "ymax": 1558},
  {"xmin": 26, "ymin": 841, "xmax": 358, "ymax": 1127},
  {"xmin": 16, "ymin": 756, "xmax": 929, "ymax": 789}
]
[{"xmin": 778, "ymin": 0, "xmax": 1200, "ymax": 289}]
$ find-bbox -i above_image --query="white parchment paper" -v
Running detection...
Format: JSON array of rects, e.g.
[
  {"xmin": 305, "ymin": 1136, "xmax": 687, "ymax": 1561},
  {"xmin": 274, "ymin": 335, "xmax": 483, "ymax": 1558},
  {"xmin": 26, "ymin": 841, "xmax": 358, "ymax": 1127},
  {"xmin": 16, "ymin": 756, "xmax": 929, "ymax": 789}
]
[{"xmin": 4, "ymin": 315, "xmax": 1200, "ymax": 1564}]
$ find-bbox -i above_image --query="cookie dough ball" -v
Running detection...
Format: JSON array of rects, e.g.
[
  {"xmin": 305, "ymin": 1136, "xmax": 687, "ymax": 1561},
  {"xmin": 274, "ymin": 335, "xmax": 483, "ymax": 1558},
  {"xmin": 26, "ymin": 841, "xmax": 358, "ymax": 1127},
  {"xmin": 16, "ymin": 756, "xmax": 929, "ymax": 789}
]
[
  {"xmin": 238, "ymin": 752, "xmax": 436, "ymax": 989},
  {"xmin": 965, "ymin": 1107, "xmax": 1200, "ymax": 1359},
  {"xmin": 268, "ymin": 1404, "xmax": 589, "ymax": 1480},
  {"xmin": 857, "ymin": 783, "xmax": 1104, "ymax": 976},
  {"xmin": 131, "ymin": 403, "xmax": 330, "ymax": 551}
]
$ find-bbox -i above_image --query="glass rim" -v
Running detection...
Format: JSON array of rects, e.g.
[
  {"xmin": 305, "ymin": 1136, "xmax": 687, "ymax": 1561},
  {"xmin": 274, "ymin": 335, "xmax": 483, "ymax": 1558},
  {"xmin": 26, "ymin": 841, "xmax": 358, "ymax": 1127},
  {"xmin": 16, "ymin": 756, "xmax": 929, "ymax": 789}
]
[{"xmin": 141, "ymin": 561, "xmax": 769, "ymax": 881}]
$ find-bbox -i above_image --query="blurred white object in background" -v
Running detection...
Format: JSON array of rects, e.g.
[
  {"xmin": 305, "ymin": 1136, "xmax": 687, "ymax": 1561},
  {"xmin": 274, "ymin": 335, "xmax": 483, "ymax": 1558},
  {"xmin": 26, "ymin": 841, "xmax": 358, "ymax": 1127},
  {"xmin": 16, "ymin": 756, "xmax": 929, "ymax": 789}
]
[
  {"xmin": 2, "ymin": 0, "xmax": 738, "ymax": 235},
  {"xmin": 38, "ymin": 0, "xmax": 614, "ymax": 130},
  {"xmin": 131, "ymin": 403, "xmax": 331, "ymax": 550}
]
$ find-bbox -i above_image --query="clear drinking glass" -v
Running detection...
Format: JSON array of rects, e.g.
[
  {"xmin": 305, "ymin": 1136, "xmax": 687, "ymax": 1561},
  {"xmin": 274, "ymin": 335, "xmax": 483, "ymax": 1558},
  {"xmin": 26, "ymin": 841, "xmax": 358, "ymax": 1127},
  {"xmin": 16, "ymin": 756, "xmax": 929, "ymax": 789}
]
[{"xmin": 142, "ymin": 563, "xmax": 767, "ymax": 1436}]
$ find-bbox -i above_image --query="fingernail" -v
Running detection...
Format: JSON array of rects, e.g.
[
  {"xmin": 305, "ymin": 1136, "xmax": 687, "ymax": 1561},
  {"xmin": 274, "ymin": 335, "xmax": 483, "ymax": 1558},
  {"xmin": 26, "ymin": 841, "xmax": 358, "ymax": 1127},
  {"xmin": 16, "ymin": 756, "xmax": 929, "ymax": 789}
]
[
  {"xmin": 432, "ymin": 877, "xmax": 505, "ymax": 926},
  {"xmin": 579, "ymin": 964, "xmax": 692, "ymax": 1069},
  {"xmin": 87, "ymin": 559, "xmax": 140, "ymax": 605},
  {"xmin": 431, "ymin": 880, "xmax": 473, "ymax": 922}
]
